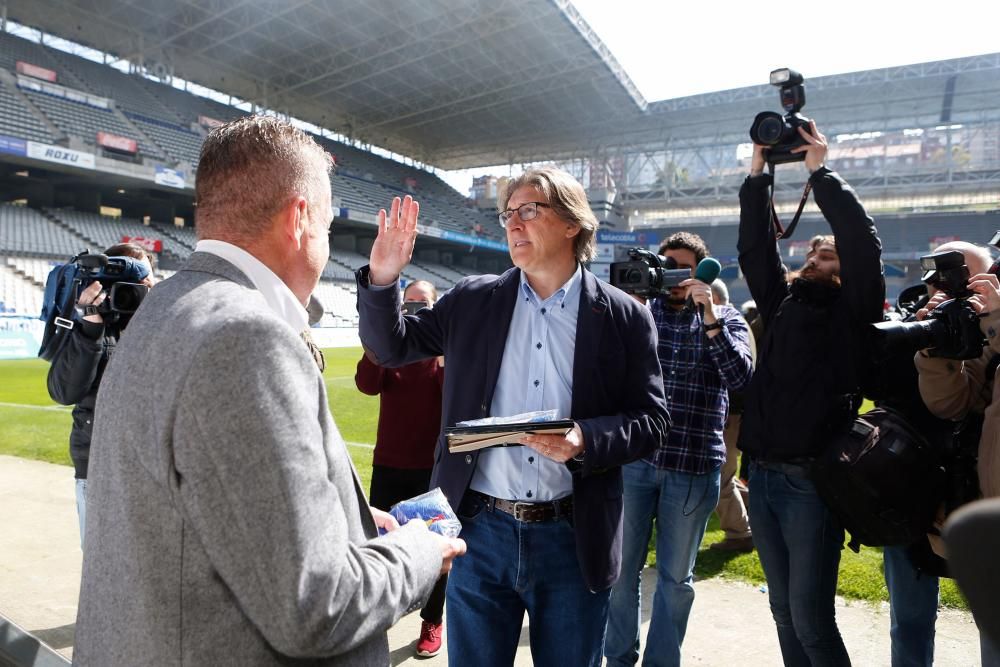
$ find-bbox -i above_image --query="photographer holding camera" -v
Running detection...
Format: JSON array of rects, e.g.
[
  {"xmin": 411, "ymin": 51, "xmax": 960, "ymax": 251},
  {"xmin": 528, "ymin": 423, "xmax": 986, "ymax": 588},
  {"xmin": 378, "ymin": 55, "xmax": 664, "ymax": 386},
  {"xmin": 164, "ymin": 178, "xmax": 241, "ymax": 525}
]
[
  {"xmin": 738, "ymin": 117, "xmax": 884, "ymax": 666},
  {"xmin": 911, "ymin": 241, "xmax": 1000, "ymax": 665},
  {"xmin": 46, "ymin": 242, "xmax": 156, "ymax": 547}
]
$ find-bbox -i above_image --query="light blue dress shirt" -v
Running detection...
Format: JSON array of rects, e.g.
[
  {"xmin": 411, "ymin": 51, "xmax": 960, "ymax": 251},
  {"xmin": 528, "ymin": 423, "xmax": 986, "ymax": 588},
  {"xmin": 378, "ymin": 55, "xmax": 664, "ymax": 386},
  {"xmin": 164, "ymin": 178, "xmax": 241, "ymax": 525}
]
[{"xmin": 469, "ymin": 265, "xmax": 582, "ymax": 502}]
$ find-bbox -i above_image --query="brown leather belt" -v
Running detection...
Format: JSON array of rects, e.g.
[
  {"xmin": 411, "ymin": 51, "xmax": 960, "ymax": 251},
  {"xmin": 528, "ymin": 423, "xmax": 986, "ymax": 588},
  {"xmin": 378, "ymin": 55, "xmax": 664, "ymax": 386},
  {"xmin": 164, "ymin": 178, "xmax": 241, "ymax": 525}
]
[{"xmin": 472, "ymin": 491, "xmax": 573, "ymax": 523}]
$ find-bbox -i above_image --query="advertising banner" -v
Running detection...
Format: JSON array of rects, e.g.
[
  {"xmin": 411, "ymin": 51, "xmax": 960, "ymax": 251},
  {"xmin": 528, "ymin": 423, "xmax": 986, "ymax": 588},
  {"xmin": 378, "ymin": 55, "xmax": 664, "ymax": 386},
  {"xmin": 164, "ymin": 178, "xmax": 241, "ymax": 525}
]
[
  {"xmin": 0, "ymin": 135, "xmax": 28, "ymax": 157},
  {"xmin": 97, "ymin": 132, "xmax": 138, "ymax": 154},
  {"xmin": 16, "ymin": 61, "xmax": 57, "ymax": 82},
  {"xmin": 596, "ymin": 230, "xmax": 650, "ymax": 246},
  {"xmin": 26, "ymin": 142, "xmax": 96, "ymax": 170},
  {"xmin": 0, "ymin": 316, "xmax": 44, "ymax": 359},
  {"xmin": 930, "ymin": 235, "xmax": 959, "ymax": 247},
  {"xmin": 440, "ymin": 230, "xmax": 508, "ymax": 252},
  {"xmin": 121, "ymin": 236, "xmax": 163, "ymax": 253},
  {"xmin": 154, "ymin": 165, "xmax": 186, "ymax": 188},
  {"xmin": 16, "ymin": 75, "xmax": 110, "ymax": 109}
]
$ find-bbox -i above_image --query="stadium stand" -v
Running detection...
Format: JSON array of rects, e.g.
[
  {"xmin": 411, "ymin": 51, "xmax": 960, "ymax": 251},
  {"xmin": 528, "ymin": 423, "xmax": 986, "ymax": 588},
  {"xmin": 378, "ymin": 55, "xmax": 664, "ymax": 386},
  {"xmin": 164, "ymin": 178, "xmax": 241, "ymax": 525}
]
[
  {"xmin": 20, "ymin": 88, "xmax": 158, "ymax": 157},
  {"xmin": 0, "ymin": 203, "xmax": 89, "ymax": 257},
  {"xmin": 0, "ymin": 77, "xmax": 54, "ymax": 143},
  {"xmin": 46, "ymin": 208, "xmax": 159, "ymax": 251},
  {"xmin": 4, "ymin": 23, "xmax": 996, "ymax": 323},
  {"xmin": 147, "ymin": 221, "xmax": 196, "ymax": 260},
  {"xmin": 311, "ymin": 281, "xmax": 359, "ymax": 327},
  {"xmin": 0, "ymin": 30, "xmax": 63, "ymax": 76},
  {"xmin": 41, "ymin": 45, "xmax": 180, "ymax": 123},
  {"xmin": 124, "ymin": 113, "xmax": 204, "ymax": 165},
  {"xmin": 7, "ymin": 256, "xmax": 55, "ymax": 286},
  {"xmin": 0, "ymin": 260, "xmax": 43, "ymax": 314},
  {"xmin": 0, "ymin": 29, "xmax": 503, "ymax": 244}
]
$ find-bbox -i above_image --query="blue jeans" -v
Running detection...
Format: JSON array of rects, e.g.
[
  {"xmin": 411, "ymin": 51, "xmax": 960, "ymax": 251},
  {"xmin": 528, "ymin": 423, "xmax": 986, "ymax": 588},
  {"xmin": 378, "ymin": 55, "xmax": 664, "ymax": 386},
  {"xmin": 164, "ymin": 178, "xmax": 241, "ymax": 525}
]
[
  {"xmin": 447, "ymin": 493, "xmax": 610, "ymax": 667},
  {"xmin": 883, "ymin": 544, "xmax": 937, "ymax": 667},
  {"xmin": 606, "ymin": 462, "xmax": 721, "ymax": 667},
  {"xmin": 749, "ymin": 463, "xmax": 850, "ymax": 667},
  {"xmin": 75, "ymin": 478, "xmax": 87, "ymax": 549}
]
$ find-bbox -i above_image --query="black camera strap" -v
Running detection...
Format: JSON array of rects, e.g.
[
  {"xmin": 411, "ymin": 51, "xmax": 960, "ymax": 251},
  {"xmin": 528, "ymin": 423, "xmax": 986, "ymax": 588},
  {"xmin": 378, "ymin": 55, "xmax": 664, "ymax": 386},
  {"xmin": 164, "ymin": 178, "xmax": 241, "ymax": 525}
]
[{"xmin": 767, "ymin": 162, "xmax": 813, "ymax": 240}]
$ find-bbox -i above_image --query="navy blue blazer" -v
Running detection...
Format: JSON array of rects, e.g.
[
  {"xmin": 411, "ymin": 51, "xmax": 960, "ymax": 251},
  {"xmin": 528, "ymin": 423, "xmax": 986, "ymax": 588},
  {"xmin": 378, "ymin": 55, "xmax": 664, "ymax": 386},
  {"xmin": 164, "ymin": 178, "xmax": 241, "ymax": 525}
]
[{"xmin": 356, "ymin": 265, "xmax": 670, "ymax": 591}]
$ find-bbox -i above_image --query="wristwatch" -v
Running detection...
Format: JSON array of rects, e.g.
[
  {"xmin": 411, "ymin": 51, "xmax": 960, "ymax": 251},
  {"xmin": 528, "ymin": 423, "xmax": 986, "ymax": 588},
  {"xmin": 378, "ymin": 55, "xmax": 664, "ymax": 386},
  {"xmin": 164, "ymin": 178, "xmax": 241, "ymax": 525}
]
[{"xmin": 703, "ymin": 320, "xmax": 724, "ymax": 332}]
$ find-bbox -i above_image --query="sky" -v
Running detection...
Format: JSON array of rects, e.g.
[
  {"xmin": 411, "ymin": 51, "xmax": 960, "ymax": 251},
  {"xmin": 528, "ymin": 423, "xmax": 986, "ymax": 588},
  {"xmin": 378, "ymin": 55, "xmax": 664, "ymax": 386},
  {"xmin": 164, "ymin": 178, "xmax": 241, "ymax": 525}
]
[{"xmin": 439, "ymin": 0, "xmax": 1000, "ymax": 193}]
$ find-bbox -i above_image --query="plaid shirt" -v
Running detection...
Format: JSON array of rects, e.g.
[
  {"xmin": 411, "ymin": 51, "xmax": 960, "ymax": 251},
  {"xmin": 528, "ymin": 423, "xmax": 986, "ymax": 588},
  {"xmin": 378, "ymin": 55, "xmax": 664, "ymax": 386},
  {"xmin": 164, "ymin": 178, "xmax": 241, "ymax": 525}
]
[{"xmin": 646, "ymin": 299, "xmax": 753, "ymax": 474}]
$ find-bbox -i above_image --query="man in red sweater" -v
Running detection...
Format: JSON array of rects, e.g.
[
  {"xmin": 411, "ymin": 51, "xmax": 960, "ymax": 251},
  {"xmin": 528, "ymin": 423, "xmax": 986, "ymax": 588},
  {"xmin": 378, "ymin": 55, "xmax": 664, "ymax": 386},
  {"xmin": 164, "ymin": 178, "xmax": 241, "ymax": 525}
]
[{"xmin": 355, "ymin": 279, "xmax": 447, "ymax": 657}]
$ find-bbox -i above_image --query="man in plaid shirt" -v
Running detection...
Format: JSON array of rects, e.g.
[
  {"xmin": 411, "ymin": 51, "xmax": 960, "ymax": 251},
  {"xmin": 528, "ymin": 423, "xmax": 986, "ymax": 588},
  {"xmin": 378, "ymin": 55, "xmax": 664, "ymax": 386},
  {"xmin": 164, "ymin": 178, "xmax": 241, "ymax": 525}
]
[{"xmin": 606, "ymin": 232, "xmax": 754, "ymax": 667}]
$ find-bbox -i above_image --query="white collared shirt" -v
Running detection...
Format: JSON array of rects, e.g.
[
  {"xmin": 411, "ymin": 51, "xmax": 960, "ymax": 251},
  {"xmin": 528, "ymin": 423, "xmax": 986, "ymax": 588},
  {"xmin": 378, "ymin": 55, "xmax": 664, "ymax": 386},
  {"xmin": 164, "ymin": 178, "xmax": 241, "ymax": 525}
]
[
  {"xmin": 468, "ymin": 264, "xmax": 583, "ymax": 501},
  {"xmin": 195, "ymin": 239, "xmax": 309, "ymax": 334}
]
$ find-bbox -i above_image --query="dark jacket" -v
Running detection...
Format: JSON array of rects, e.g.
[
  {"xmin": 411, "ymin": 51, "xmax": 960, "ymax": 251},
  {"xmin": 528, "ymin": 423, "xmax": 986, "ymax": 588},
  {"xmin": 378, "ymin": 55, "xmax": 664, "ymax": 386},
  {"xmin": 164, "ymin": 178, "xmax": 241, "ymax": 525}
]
[
  {"xmin": 356, "ymin": 265, "xmax": 670, "ymax": 591},
  {"xmin": 46, "ymin": 319, "xmax": 117, "ymax": 479},
  {"xmin": 737, "ymin": 167, "xmax": 884, "ymax": 461}
]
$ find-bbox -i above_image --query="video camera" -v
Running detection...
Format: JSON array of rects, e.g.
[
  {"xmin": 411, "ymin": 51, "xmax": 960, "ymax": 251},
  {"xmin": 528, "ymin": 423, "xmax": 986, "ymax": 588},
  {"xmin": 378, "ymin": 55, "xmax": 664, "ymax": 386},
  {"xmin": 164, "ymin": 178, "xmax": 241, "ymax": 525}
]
[
  {"xmin": 609, "ymin": 248, "xmax": 690, "ymax": 297},
  {"xmin": 75, "ymin": 252, "xmax": 150, "ymax": 319},
  {"xmin": 749, "ymin": 68, "xmax": 813, "ymax": 166},
  {"xmin": 872, "ymin": 251, "xmax": 985, "ymax": 360}
]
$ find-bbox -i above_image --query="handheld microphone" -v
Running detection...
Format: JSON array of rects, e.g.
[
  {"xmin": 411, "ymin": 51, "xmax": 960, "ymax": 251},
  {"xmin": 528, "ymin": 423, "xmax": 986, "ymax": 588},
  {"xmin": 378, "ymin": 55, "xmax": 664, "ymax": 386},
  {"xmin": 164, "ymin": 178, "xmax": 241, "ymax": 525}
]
[{"xmin": 686, "ymin": 257, "xmax": 723, "ymax": 314}]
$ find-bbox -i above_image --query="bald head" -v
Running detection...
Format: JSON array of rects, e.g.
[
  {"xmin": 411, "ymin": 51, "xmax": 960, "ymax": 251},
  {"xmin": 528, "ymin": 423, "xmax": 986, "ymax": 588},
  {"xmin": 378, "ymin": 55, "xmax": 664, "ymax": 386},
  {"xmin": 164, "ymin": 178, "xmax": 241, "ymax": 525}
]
[{"xmin": 932, "ymin": 241, "xmax": 993, "ymax": 276}]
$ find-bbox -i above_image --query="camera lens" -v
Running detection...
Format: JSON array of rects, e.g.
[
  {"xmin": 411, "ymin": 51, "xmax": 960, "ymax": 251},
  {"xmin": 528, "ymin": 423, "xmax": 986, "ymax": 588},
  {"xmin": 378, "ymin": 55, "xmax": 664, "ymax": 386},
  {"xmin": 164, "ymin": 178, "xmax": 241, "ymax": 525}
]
[
  {"xmin": 752, "ymin": 112, "xmax": 785, "ymax": 146},
  {"xmin": 624, "ymin": 268, "xmax": 642, "ymax": 285},
  {"xmin": 108, "ymin": 283, "xmax": 148, "ymax": 314}
]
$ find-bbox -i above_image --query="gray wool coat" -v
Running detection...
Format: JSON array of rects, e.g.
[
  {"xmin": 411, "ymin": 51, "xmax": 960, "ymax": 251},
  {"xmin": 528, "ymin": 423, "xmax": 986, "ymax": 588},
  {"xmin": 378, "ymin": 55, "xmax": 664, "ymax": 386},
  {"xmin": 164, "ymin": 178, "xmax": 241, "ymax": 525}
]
[{"xmin": 74, "ymin": 252, "xmax": 442, "ymax": 666}]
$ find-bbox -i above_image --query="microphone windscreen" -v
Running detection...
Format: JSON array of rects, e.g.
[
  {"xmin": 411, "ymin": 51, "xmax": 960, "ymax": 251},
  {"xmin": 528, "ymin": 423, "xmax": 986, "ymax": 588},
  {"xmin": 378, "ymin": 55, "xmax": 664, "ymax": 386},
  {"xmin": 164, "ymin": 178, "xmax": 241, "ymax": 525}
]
[
  {"xmin": 945, "ymin": 497, "xmax": 1000, "ymax": 646},
  {"xmin": 694, "ymin": 257, "xmax": 722, "ymax": 284}
]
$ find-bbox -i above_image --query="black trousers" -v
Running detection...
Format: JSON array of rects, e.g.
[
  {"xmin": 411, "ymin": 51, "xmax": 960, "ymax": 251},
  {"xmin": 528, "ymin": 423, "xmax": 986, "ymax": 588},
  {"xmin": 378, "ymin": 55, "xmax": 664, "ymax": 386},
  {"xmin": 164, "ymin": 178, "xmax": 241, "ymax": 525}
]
[{"xmin": 369, "ymin": 465, "xmax": 448, "ymax": 624}]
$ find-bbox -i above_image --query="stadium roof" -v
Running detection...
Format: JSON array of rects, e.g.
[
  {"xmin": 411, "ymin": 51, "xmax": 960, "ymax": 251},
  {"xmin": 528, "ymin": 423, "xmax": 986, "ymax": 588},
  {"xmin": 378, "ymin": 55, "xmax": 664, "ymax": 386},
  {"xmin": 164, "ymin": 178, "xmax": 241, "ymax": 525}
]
[
  {"xmin": 4, "ymin": 0, "xmax": 650, "ymax": 169},
  {"xmin": 7, "ymin": 1, "xmax": 1000, "ymax": 175}
]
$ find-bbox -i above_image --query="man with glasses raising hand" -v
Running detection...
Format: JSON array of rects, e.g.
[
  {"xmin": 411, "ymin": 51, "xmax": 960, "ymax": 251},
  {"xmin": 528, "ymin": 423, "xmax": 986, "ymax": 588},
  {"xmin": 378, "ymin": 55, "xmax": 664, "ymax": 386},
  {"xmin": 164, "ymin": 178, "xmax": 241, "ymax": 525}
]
[{"xmin": 356, "ymin": 167, "xmax": 670, "ymax": 667}]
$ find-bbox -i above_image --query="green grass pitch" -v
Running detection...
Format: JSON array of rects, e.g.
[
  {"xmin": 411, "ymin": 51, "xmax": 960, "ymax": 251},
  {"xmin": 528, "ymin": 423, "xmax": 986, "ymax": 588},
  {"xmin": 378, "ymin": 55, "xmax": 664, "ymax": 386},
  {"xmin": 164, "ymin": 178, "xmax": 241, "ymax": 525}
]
[{"xmin": 0, "ymin": 350, "xmax": 966, "ymax": 609}]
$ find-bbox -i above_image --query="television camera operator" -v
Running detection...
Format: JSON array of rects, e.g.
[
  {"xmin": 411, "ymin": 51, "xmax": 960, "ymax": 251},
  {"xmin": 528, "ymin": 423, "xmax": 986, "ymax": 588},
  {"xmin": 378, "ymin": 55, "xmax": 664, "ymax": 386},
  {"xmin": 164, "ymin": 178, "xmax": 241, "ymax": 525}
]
[
  {"xmin": 737, "ymin": 117, "xmax": 884, "ymax": 666},
  {"xmin": 605, "ymin": 233, "xmax": 753, "ymax": 666},
  {"xmin": 46, "ymin": 242, "xmax": 156, "ymax": 546}
]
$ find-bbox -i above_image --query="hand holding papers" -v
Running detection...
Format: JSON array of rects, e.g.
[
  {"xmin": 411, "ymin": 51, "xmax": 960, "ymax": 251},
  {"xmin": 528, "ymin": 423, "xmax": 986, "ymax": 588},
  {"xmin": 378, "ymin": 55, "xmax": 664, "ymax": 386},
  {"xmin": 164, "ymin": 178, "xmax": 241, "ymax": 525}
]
[{"xmin": 446, "ymin": 419, "xmax": 576, "ymax": 453}]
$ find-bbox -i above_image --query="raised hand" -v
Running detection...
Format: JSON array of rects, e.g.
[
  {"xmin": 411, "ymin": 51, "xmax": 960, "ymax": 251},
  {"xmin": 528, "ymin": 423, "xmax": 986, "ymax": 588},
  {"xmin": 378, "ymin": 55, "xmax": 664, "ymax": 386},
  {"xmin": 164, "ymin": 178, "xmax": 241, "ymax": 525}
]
[
  {"xmin": 369, "ymin": 195, "xmax": 420, "ymax": 286},
  {"xmin": 791, "ymin": 120, "xmax": 828, "ymax": 174}
]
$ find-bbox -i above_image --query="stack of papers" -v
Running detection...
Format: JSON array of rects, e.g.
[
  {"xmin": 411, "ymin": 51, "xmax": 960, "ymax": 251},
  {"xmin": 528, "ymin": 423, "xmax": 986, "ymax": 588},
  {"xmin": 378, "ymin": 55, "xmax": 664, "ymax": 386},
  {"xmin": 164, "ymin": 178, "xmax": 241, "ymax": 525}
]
[{"xmin": 445, "ymin": 420, "xmax": 575, "ymax": 453}]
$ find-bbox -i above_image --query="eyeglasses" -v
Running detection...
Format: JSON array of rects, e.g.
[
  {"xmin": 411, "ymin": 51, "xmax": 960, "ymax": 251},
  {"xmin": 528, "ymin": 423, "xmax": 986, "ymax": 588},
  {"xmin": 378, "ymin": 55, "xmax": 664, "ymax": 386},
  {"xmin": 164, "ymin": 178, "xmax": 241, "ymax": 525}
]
[{"xmin": 498, "ymin": 201, "xmax": 550, "ymax": 228}]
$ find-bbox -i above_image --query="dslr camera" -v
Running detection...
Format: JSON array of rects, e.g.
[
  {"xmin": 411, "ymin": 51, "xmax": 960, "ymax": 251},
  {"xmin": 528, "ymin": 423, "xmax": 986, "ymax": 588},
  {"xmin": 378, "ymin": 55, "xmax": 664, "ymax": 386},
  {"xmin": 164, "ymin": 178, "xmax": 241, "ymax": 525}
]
[
  {"xmin": 871, "ymin": 251, "xmax": 985, "ymax": 360},
  {"xmin": 609, "ymin": 248, "xmax": 690, "ymax": 297},
  {"xmin": 75, "ymin": 252, "xmax": 150, "ymax": 319},
  {"xmin": 749, "ymin": 68, "xmax": 813, "ymax": 165}
]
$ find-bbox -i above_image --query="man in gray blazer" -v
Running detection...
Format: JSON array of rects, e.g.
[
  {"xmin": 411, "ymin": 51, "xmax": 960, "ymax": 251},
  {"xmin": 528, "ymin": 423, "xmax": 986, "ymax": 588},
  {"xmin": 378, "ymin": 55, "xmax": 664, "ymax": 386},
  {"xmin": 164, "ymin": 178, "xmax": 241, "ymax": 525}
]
[{"xmin": 74, "ymin": 116, "xmax": 465, "ymax": 666}]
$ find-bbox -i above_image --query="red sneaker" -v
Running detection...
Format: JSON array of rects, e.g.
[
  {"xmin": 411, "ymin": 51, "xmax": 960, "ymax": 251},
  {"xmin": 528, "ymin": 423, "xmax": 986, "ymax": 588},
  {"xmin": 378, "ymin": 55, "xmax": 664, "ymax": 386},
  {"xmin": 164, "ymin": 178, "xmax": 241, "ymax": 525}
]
[{"xmin": 416, "ymin": 620, "xmax": 443, "ymax": 657}]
